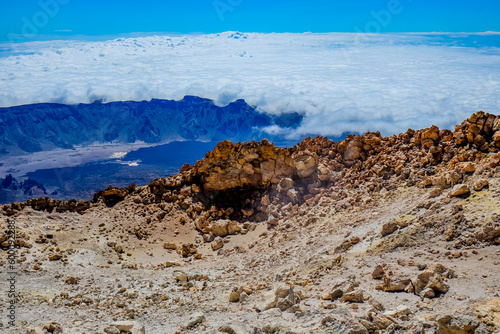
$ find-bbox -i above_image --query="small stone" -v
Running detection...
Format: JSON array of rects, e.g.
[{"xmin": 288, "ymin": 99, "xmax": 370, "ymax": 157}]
[
  {"xmin": 173, "ymin": 270, "xmax": 188, "ymax": 282},
  {"xmin": 227, "ymin": 221, "xmax": 241, "ymax": 234},
  {"xmin": 211, "ymin": 220, "xmax": 230, "ymax": 237},
  {"xmin": 103, "ymin": 326, "xmax": 120, "ymax": 334},
  {"xmin": 242, "ymin": 285, "xmax": 253, "ymax": 295},
  {"xmin": 185, "ymin": 312, "xmax": 205, "ymax": 329},
  {"xmin": 278, "ymin": 178, "xmax": 294, "ymax": 191},
  {"xmin": 372, "ymin": 265, "xmax": 385, "ymax": 279},
  {"xmin": 450, "ymin": 184, "xmax": 470, "ymax": 197},
  {"xmin": 462, "ymin": 162, "xmax": 475, "ymax": 173},
  {"xmin": 474, "ymin": 179, "xmax": 489, "ymax": 191},
  {"xmin": 219, "ymin": 323, "xmax": 254, "ymax": 334},
  {"xmin": 339, "ymin": 290, "xmax": 365, "ymax": 303},
  {"xmin": 331, "ymin": 288, "xmax": 344, "ymax": 300},
  {"xmin": 65, "ymin": 276, "xmax": 79, "ymax": 285},
  {"xmin": 381, "ymin": 221, "xmax": 398, "ymax": 236},
  {"xmin": 422, "ymin": 287, "xmax": 435, "ymax": 299},
  {"xmin": 112, "ymin": 321, "xmax": 134, "ymax": 332},
  {"xmin": 239, "ymin": 291, "xmax": 249, "ymax": 302},
  {"xmin": 396, "ymin": 305, "xmax": 411, "ymax": 317},
  {"xmin": 42, "ymin": 322, "xmax": 63, "ymax": 334},
  {"xmin": 49, "ymin": 253, "xmax": 63, "ymax": 261},
  {"xmin": 229, "ymin": 290, "xmax": 241, "ymax": 303},
  {"xmin": 211, "ymin": 237, "xmax": 224, "ymax": 251},
  {"xmin": 163, "ymin": 242, "xmax": 177, "ymax": 250}
]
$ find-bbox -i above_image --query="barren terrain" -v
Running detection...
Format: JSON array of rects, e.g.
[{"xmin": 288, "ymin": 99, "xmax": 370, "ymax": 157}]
[{"xmin": 1, "ymin": 111, "xmax": 500, "ymax": 334}]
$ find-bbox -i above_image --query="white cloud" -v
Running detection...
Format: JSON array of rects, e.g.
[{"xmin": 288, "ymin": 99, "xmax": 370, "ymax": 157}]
[{"xmin": 0, "ymin": 32, "xmax": 499, "ymax": 138}]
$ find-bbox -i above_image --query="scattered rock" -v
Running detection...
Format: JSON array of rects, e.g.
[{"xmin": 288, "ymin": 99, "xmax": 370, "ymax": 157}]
[
  {"xmin": 437, "ymin": 315, "xmax": 479, "ymax": 334},
  {"xmin": 103, "ymin": 326, "xmax": 120, "ymax": 334},
  {"xmin": 163, "ymin": 242, "xmax": 177, "ymax": 250},
  {"xmin": 450, "ymin": 184, "xmax": 470, "ymax": 197},
  {"xmin": 42, "ymin": 322, "xmax": 63, "ymax": 334},
  {"xmin": 179, "ymin": 243, "xmax": 197, "ymax": 257},
  {"xmin": 339, "ymin": 290, "xmax": 366, "ymax": 303},
  {"xmin": 173, "ymin": 270, "xmax": 188, "ymax": 282},
  {"xmin": 111, "ymin": 321, "xmax": 145, "ymax": 334},
  {"xmin": 219, "ymin": 323, "xmax": 254, "ymax": 334},
  {"xmin": 211, "ymin": 237, "xmax": 224, "ymax": 251},
  {"xmin": 381, "ymin": 221, "xmax": 399, "ymax": 237},
  {"xmin": 26, "ymin": 329, "xmax": 44, "ymax": 334},
  {"xmin": 372, "ymin": 265, "xmax": 385, "ymax": 279},
  {"xmin": 185, "ymin": 312, "xmax": 205, "ymax": 329},
  {"xmin": 229, "ymin": 289, "xmax": 241, "ymax": 303},
  {"xmin": 376, "ymin": 275, "xmax": 412, "ymax": 293},
  {"xmin": 64, "ymin": 276, "xmax": 80, "ymax": 285},
  {"xmin": 474, "ymin": 179, "xmax": 489, "ymax": 191}
]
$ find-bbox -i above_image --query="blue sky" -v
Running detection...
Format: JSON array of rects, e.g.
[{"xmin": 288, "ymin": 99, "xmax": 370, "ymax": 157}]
[{"xmin": 1, "ymin": 0, "xmax": 499, "ymax": 42}]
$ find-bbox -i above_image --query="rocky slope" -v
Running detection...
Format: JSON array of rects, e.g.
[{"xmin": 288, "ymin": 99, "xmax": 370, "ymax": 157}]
[
  {"xmin": 1, "ymin": 111, "xmax": 500, "ymax": 333},
  {"xmin": 0, "ymin": 96, "xmax": 302, "ymax": 156}
]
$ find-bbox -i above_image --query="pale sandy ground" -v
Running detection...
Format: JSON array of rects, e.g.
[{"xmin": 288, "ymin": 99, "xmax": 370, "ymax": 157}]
[
  {"xmin": 0, "ymin": 142, "xmax": 156, "ymax": 178},
  {"xmin": 1, "ymin": 173, "xmax": 499, "ymax": 333}
]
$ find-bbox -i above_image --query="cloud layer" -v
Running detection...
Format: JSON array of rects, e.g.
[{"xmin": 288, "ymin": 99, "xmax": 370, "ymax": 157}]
[{"xmin": 0, "ymin": 32, "xmax": 499, "ymax": 138}]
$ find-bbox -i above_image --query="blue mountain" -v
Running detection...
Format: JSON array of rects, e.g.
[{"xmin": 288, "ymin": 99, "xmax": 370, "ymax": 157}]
[{"xmin": 0, "ymin": 96, "xmax": 303, "ymax": 156}]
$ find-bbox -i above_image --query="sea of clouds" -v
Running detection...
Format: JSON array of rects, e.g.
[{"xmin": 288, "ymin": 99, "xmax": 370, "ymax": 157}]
[{"xmin": 0, "ymin": 32, "xmax": 499, "ymax": 138}]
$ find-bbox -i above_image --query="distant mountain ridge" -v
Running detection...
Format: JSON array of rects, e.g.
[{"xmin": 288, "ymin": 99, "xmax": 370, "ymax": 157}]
[{"xmin": 0, "ymin": 96, "xmax": 303, "ymax": 156}]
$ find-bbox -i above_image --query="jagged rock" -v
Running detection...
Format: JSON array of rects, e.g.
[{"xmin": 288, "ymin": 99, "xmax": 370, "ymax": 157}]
[
  {"xmin": 412, "ymin": 267, "xmax": 450, "ymax": 298},
  {"xmin": 376, "ymin": 275, "xmax": 412, "ymax": 292},
  {"xmin": 437, "ymin": 315, "xmax": 479, "ymax": 334},
  {"xmin": 179, "ymin": 243, "xmax": 197, "ymax": 257},
  {"xmin": 65, "ymin": 276, "xmax": 79, "ymax": 285},
  {"xmin": 219, "ymin": 323, "xmax": 254, "ymax": 334},
  {"xmin": 286, "ymin": 188, "xmax": 299, "ymax": 203},
  {"xmin": 163, "ymin": 242, "xmax": 177, "ymax": 250},
  {"xmin": 173, "ymin": 270, "xmax": 188, "ymax": 282},
  {"xmin": 462, "ymin": 162, "xmax": 476, "ymax": 173},
  {"xmin": 194, "ymin": 140, "xmax": 296, "ymax": 191},
  {"xmin": 227, "ymin": 220, "xmax": 241, "ymax": 234},
  {"xmin": 294, "ymin": 152, "xmax": 318, "ymax": 178},
  {"xmin": 321, "ymin": 314, "xmax": 369, "ymax": 334},
  {"xmin": 42, "ymin": 322, "xmax": 63, "ymax": 334},
  {"xmin": 473, "ymin": 179, "xmax": 489, "ymax": 191},
  {"xmin": 372, "ymin": 265, "xmax": 385, "ymax": 279},
  {"xmin": 219, "ymin": 324, "xmax": 255, "ymax": 334},
  {"xmin": 278, "ymin": 177, "xmax": 294, "ymax": 191},
  {"xmin": 381, "ymin": 221, "xmax": 399, "ymax": 237},
  {"xmin": 185, "ymin": 312, "xmax": 205, "ymax": 329},
  {"xmin": 473, "ymin": 299, "xmax": 500, "ymax": 332},
  {"xmin": 339, "ymin": 290, "xmax": 366, "ymax": 303},
  {"xmin": 211, "ymin": 237, "xmax": 224, "ymax": 251},
  {"xmin": 255, "ymin": 292, "xmax": 277, "ymax": 312},
  {"xmin": 112, "ymin": 321, "xmax": 134, "ymax": 332},
  {"xmin": 450, "ymin": 184, "xmax": 470, "ymax": 197}
]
